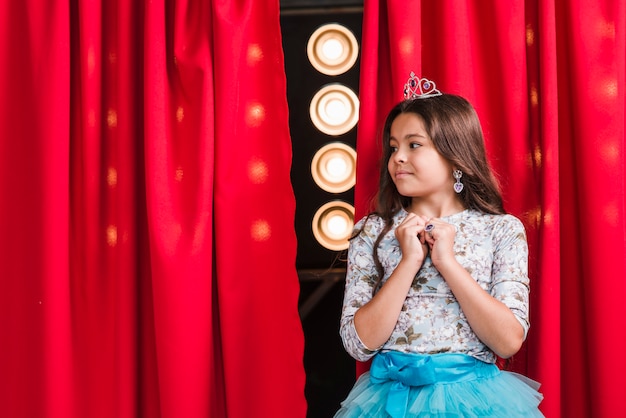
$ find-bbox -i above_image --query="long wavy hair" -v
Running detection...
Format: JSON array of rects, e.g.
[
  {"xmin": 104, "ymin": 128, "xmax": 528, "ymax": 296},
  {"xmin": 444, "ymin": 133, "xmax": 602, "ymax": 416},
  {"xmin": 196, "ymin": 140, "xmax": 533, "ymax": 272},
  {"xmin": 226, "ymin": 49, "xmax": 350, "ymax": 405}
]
[{"xmin": 356, "ymin": 94, "xmax": 506, "ymax": 295}]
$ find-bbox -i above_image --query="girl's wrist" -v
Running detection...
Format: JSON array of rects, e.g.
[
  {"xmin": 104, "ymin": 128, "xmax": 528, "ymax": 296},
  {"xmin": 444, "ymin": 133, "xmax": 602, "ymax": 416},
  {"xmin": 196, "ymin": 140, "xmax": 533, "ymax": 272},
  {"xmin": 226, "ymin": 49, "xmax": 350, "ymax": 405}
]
[
  {"xmin": 432, "ymin": 255, "xmax": 461, "ymax": 276},
  {"xmin": 398, "ymin": 256, "xmax": 423, "ymax": 274}
]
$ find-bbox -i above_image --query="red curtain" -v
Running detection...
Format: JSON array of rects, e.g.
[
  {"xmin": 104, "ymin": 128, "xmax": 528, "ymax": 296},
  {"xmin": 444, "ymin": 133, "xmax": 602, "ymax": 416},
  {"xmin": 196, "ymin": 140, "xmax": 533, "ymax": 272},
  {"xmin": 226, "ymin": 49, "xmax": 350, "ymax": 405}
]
[
  {"xmin": 0, "ymin": 0, "xmax": 306, "ymax": 417},
  {"xmin": 356, "ymin": 1, "xmax": 625, "ymax": 417}
]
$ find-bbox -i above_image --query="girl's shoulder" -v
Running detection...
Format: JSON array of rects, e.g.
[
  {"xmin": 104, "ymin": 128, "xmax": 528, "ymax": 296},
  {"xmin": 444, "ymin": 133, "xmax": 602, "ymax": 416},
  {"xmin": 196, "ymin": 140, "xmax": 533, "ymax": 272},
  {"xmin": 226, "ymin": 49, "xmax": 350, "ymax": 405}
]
[
  {"xmin": 466, "ymin": 209, "xmax": 522, "ymax": 224},
  {"xmin": 464, "ymin": 210, "xmax": 527, "ymax": 236},
  {"xmin": 354, "ymin": 209, "xmax": 407, "ymax": 232}
]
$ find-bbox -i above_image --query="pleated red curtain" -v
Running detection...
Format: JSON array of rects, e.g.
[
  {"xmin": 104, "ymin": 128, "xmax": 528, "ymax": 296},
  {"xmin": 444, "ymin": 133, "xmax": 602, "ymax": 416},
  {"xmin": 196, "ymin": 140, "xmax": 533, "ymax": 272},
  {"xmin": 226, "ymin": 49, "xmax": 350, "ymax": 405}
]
[
  {"xmin": 556, "ymin": 1, "xmax": 626, "ymax": 417},
  {"xmin": 0, "ymin": 1, "xmax": 73, "ymax": 416},
  {"xmin": 0, "ymin": 0, "xmax": 306, "ymax": 417},
  {"xmin": 356, "ymin": 1, "xmax": 625, "ymax": 417}
]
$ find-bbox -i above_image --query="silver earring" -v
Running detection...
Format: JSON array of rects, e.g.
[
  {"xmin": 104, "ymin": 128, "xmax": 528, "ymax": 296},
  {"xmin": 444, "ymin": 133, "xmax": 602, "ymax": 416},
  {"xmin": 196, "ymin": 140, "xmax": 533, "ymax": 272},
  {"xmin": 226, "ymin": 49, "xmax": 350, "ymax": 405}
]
[{"xmin": 453, "ymin": 170, "xmax": 464, "ymax": 193}]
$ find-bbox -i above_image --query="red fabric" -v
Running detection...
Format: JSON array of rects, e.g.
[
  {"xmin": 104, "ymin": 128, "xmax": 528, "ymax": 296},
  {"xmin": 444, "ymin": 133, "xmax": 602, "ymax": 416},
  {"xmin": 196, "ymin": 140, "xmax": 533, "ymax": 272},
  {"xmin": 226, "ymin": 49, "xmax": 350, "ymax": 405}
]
[
  {"xmin": 0, "ymin": 1, "xmax": 73, "ymax": 416},
  {"xmin": 0, "ymin": 0, "xmax": 306, "ymax": 417},
  {"xmin": 356, "ymin": 1, "xmax": 625, "ymax": 417},
  {"xmin": 556, "ymin": 1, "xmax": 626, "ymax": 417}
]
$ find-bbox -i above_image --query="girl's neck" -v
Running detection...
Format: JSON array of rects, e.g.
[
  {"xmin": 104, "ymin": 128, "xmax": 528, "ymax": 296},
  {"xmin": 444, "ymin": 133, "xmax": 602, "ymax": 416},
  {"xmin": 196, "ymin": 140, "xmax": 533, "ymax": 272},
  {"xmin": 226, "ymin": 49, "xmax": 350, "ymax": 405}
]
[{"xmin": 407, "ymin": 198, "xmax": 466, "ymax": 219}]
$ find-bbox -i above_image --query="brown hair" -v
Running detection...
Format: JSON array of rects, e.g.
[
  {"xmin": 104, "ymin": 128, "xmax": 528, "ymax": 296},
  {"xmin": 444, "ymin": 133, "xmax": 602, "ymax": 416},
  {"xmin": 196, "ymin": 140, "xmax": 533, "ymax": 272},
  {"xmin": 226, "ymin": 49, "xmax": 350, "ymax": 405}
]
[{"xmin": 355, "ymin": 94, "xmax": 505, "ymax": 295}]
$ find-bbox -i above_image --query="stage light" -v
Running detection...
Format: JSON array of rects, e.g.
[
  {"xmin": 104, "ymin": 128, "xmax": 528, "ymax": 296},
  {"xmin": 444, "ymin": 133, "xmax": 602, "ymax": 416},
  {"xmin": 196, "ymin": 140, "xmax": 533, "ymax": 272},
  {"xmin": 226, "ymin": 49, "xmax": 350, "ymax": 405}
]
[
  {"xmin": 309, "ymin": 83, "xmax": 359, "ymax": 136},
  {"xmin": 311, "ymin": 142, "xmax": 356, "ymax": 193},
  {"xmin": 311, "ymin": 201, "xmax": 355, "ymax": 251},
  {"xmin": 307, "ymin": 23, "xmax": 358, "ymax": 76}
]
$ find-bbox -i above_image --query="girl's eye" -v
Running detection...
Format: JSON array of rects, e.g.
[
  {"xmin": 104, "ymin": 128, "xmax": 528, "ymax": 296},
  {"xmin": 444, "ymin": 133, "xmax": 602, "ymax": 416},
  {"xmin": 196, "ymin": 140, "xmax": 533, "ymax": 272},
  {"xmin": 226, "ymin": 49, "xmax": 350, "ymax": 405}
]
[
  {"xmin": 390, "ymin": 146, "xmax": 398, "ymax": 153},
  {"xmin": 410, "ymin": 142, "xmax": 421, "ymax": 149}
]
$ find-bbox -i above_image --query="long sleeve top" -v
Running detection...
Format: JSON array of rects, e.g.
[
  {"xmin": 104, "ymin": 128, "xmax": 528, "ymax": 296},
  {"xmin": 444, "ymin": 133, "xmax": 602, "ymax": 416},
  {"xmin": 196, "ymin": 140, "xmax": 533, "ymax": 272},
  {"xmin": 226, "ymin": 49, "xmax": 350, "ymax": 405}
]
[{"xmin": 340, "ymin": 208, "xmax": 530, "ymax": 364}]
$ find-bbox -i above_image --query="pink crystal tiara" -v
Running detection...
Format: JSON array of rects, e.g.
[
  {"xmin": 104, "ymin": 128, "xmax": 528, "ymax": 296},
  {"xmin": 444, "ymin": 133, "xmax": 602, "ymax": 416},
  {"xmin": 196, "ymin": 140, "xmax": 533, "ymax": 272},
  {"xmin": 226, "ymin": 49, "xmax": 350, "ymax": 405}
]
[{"xmin": 403, "ymin": 72, "xmax": 442, "ymax": 100}]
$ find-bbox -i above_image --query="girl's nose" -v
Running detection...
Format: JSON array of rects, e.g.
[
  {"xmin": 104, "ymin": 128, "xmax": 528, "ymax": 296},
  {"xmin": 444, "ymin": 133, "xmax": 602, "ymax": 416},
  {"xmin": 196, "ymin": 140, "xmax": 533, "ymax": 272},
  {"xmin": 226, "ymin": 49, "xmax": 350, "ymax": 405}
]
[{"xmin": 393, "ymin": 149, "xmax": 406, "ymax": 163}]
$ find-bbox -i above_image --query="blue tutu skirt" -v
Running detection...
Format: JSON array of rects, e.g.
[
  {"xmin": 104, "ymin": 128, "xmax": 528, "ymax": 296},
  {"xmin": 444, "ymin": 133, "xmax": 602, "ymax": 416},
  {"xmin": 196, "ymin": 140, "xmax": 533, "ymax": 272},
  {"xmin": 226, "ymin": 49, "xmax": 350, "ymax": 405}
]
[{"xmin": 334, "ymin": 352, "xmax": 544, "ymax": 418}]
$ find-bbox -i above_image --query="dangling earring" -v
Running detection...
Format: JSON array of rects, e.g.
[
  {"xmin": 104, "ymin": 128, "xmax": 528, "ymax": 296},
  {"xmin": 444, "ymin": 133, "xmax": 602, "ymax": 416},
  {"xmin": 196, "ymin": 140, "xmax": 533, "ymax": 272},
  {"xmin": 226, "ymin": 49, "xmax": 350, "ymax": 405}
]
[{"xmin": 453, "ymin": 170, "xmax": 464, "ymax": 193}]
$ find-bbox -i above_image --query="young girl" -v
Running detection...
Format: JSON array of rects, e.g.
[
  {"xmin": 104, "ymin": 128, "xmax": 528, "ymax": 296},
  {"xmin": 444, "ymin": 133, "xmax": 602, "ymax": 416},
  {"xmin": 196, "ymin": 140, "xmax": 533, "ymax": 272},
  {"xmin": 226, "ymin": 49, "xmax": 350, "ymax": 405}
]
[{"xmin": 335, "ymin": 74, "xmax": 544, "ymax": 417}]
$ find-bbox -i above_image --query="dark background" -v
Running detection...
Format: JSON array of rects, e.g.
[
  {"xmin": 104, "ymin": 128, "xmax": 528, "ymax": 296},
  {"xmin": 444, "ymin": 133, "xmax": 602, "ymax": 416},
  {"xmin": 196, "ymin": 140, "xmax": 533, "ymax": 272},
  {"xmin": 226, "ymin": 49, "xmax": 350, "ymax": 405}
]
[{"xmin": 280, "ymin": 1, "xmax": 363, "ymax": 416}]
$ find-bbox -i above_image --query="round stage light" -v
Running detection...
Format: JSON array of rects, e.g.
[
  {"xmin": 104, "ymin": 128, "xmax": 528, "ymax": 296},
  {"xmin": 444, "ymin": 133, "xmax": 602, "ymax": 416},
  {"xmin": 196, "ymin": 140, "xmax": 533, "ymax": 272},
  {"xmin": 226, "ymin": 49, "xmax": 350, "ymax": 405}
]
[
  {"xmin": 307, "ymin": 23, "xmax": 359, "ymax": 76},
  {"xmin": 309, "ymin": 84, "xmax": 359, "ymax": 136},
  {"xmin": 312, "ymin": 201, "xmax": 355, "ymax": 251},
  {"xmin": 311, "ymin": 142, "xmax": 356, "ymax": 193}
]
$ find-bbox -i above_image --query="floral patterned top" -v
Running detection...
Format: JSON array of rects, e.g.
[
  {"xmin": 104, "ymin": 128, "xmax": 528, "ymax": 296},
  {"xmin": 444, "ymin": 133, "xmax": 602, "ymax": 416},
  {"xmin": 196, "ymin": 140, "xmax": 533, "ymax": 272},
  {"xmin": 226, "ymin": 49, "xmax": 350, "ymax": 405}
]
[{"xmin": 340, "ymin": 208, "xmax": 530, "ymax": 364}]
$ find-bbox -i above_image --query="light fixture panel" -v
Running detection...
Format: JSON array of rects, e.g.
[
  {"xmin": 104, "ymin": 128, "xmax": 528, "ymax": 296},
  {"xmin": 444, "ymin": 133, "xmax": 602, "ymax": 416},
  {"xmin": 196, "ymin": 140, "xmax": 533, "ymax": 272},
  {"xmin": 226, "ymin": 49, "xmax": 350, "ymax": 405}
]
[
  {"xmin": 311, "ymin": 201, "xmax": 355, "ymax": 251},
  {"xmin": 311, "ymin": 142, "xmax": 356, "ymax": 193},
  {"xmin": 307, "ymin": 23, "xmax": 359, "ymax": 76},
  {"xmin": 309, "ymin": 84, "xmax": 359, "ymax": 136}
]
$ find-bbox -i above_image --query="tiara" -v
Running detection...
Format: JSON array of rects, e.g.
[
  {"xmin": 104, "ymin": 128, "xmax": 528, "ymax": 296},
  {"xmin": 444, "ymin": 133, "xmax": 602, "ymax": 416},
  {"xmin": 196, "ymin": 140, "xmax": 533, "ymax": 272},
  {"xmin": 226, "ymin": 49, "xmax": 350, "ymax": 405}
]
[{"xmin": 403, "ymin": 72, "xmax": 442, "ymax": 99}]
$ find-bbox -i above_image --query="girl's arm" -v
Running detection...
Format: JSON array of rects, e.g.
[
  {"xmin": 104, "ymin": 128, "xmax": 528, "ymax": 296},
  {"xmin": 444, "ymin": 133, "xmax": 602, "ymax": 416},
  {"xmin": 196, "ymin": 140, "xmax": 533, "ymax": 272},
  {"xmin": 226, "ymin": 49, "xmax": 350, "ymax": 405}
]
[
  {"xmin": 353, "ymin": 213, "xmax": 429, "ymax": 350},
  {"xmin": 425, "ymin": 216, "xmax": 528, "ymax": 358},
  {"xmin": 433, "ymin": 261, "xmax": 525, "ymax": 358}
]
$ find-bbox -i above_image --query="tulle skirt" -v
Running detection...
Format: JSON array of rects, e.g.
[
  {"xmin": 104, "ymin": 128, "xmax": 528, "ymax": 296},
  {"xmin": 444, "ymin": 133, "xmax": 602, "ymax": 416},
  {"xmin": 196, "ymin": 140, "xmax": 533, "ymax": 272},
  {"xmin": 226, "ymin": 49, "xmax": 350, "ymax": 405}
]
[{"xmin": 334, "ymin": 352, "xmax": 544, "ymax": 418}]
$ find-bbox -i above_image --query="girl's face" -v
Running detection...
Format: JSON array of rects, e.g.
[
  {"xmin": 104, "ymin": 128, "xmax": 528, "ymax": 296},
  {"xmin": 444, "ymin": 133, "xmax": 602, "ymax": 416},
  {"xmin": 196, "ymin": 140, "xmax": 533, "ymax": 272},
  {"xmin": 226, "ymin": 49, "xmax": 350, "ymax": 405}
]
[{"xmin": 387, "ymin": 112, "xmax": 455, "ymax": 200}]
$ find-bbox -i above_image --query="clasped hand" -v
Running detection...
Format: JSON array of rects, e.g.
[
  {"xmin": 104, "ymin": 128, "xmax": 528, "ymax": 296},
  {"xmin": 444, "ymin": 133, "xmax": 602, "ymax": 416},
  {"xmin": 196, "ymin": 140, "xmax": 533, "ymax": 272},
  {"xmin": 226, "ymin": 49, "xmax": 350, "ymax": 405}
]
[{"xmin": 395, "ymin": 213, "xmax": 457, "ymax": 271}]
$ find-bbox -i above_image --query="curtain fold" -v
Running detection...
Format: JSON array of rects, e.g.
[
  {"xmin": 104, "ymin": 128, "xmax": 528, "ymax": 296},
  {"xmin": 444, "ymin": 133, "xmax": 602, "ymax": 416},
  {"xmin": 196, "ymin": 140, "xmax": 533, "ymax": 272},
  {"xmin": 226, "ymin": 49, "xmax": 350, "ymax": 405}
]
[
  {"xmin": 525, "ymin": 0, "xmax": 561, "ymax": 412},
  {"xmin": 557, "ymin": 1, "xmax": 626, "ymax": 417},
  {"xmin": 355, "ymin": 1, "xmax": 625, "ymax": 417},
  {"xmin": 143, "ymin": 0, "xmax": 216, "ymax": 415},
  {"xmin": 0, "ymin": 0, "xmax": 306, "ymax": 417},
  {"xmin": 210, "ymin": 1, "xmax": 307, "ymax": 416},
  {"xmin": 0, "ymin": 1, "xmax": 73, "ymax": 416}
]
